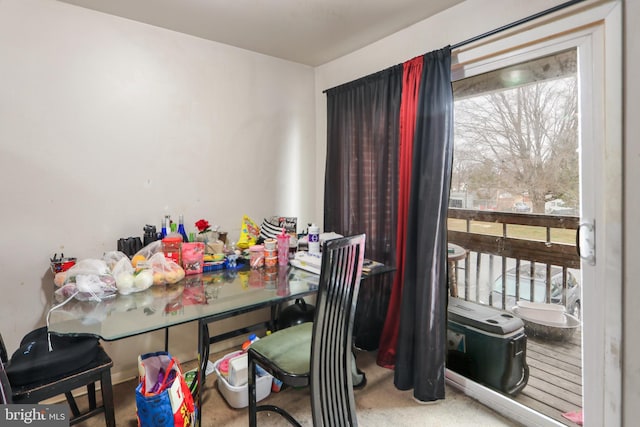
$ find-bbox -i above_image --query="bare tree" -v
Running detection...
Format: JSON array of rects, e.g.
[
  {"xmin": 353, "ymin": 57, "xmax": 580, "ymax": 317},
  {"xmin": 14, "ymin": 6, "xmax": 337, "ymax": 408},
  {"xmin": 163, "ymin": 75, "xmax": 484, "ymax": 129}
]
[{"xmin": 454, "ymin": 76, "xmax": 578, "ymax": 213}]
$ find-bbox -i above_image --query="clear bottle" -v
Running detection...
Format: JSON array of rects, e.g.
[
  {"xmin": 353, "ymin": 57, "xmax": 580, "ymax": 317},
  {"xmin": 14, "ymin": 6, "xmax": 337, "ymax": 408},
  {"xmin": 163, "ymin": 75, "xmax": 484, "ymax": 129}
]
[
  {"xmin": 161, "ymin": 215, "xmax": 169, "ymax": 238},
  {"xmin": 178, "ymin": 214, "xmax": 189, "ymax": 242},
  {"xmin": 308, "ymin": 224, "xmax": 320, "ymax": 254}
]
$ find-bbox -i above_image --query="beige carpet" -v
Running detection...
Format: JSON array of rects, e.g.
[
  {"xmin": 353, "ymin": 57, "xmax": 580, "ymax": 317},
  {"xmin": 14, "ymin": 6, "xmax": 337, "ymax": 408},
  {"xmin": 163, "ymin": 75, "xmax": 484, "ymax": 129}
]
[{"xmin": 76, "ymin": 348, "xmax": 521, "ymax": 427}]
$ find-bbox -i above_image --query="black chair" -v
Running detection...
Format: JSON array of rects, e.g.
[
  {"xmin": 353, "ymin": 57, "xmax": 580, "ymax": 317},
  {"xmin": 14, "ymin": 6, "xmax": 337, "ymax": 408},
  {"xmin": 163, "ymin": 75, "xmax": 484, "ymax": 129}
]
[
  {"xmin": 0, "ymin": 327, "xmax": 115, "ymax": 427},
  {"xmin": 0, "ymin": 359, "xmax": 11, "ymax": 404},
  {"xmin": 248, "ymin": 234, "xmax": 366, "ymax": 427}
]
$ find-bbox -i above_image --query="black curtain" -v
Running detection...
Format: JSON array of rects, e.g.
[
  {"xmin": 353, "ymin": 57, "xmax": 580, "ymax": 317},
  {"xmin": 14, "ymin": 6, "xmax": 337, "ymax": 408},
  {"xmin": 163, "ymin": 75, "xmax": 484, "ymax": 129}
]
[
  {"xmin": 324, "ymin": 48, "xmax": 453, "ymax": 401},
  {"xmin": 324, "ymin": 65, "xmax": 402, "ymax": 349},
  {"xmin": 393, "ymin": 48, "xmax": 453, "ymax": 401}
]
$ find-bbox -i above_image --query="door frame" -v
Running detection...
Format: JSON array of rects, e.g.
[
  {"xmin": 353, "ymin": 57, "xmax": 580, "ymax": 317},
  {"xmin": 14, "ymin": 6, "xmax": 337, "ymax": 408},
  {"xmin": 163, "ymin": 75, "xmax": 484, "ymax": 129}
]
[{"xmin": 447, "ymin": 2, "xmax": 622, "ymax": 426}]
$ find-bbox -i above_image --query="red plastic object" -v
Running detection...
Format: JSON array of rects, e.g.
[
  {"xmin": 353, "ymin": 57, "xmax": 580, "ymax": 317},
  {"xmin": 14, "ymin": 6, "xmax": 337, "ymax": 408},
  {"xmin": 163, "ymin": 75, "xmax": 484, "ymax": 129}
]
[
  {"xmin": 162, "ymin": 236, "xmax": 183, "ymax": 265},
  {"xmin": 50, "ymin": 258, "xmax": 76, "ymax": 274}
]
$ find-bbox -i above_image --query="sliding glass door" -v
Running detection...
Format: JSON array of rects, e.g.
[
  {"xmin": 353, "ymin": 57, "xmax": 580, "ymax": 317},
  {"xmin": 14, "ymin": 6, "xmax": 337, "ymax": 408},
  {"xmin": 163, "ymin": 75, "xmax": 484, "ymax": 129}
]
[{"xmin": 447, "ymin": 4, "xmax": 622, "ymax": 425}]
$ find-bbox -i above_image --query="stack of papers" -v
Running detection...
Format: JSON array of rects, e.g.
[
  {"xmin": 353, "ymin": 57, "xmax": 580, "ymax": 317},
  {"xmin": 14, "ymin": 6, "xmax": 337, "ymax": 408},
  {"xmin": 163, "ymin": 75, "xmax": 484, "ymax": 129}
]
[
  {"xmin": 291, "ymin": 252, "xmax": 385, "ymax": 276},
  {"xmin": 290, "ymin": 252, "xmax": 322, "ymax": 275}
]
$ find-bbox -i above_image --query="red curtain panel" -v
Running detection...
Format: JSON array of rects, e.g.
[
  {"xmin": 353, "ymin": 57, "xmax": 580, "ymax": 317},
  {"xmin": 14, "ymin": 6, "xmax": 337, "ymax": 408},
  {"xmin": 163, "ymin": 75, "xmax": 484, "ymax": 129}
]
[{"xmin": 377, "ymin": 55, "xmax": 424, "ymax": 369}]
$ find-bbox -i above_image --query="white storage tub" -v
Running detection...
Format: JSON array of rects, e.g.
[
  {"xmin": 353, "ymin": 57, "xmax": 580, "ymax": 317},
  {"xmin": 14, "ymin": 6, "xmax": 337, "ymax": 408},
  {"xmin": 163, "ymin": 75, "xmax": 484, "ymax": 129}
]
[
  {"xmin": 512, "ymin": 306, "xmax": 580, "ymax": 341},
  {"xmin": 515, "ymin": 301, "xmax": 566, "ymax": 325},
  {"xmin": 214, "ymin": 351, "xmax": 272, "ymax": 409}
]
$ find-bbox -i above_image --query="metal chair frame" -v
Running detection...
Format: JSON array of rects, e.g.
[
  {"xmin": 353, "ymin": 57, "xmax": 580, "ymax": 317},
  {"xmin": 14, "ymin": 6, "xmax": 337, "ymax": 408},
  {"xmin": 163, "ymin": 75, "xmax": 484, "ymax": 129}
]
[
  {"xmin": 0, "ymin": 330, "xmax": 115, "ymax": 427},
  {"xmin": 248, "ymin": 234, "xmax": 366, "ymax": 426}
]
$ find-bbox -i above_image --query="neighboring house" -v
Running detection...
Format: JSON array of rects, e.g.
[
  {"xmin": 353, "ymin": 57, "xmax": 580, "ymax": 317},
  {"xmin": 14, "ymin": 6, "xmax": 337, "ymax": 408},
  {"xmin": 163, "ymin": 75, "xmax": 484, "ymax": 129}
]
[{"xmin": 449, "ymin": 191, "xmax": 475, "ymax": 209}]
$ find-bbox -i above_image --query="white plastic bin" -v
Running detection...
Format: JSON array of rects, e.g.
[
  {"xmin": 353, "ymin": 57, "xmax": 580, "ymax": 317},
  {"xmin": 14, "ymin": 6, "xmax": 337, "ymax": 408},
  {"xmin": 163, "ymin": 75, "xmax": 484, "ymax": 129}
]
[
  {"xmin": 515, "ymin": 301, "xmax": 566, "ymax": 325},
  {"xmin": 214, "ymin": 352, "xmax": 272, "ymax": 409}
]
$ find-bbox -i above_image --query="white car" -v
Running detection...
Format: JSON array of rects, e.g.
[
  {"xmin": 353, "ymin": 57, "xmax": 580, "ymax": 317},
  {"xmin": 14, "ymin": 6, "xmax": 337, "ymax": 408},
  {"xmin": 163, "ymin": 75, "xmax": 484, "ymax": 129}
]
[
  {"xmin": 512, "ymin": 202, "xmax": 531, "ymax": 213},
  {"xmin": 545, "ymin": 199, "xmax": 577, "ymax": 215}
]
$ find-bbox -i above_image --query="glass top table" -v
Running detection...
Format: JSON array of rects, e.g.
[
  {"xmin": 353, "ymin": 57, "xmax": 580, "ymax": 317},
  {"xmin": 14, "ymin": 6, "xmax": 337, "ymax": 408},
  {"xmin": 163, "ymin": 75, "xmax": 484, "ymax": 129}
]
[
  {"xmin": 47, "ymin": 260, "xmax": 392, "ymax": 425},
  {"xmin": 47, "ymin": 265, "xmax": 321, "ymax": 341}
]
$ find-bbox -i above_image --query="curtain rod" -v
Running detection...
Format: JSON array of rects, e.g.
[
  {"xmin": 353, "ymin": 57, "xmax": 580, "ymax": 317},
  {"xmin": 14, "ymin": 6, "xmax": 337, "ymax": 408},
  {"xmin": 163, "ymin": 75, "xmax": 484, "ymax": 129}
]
[
  {"xmin": 450, "ymin": 0, "xmax": 586, "ymax": 50},
  {"xmin": 323, "ymin": 0, "xmax": 586, "ymax": 94}
]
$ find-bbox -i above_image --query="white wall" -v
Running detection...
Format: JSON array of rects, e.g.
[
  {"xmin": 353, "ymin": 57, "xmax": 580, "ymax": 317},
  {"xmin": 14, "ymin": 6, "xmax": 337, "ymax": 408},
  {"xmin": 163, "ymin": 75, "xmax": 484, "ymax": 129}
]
[{"xmin": 0, "ymin": 0, "xmax": 315, "ymax": 379}]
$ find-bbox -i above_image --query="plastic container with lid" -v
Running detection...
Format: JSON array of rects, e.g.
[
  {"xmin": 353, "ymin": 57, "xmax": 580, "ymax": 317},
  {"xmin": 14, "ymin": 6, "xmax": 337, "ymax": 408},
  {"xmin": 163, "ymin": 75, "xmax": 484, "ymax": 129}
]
[
  {"xmin": 214, "ymin": 351, "xmax": 272, "ymax": 408},
  {"xmin": 264, "ymin": 238, "xmax": 276, "ymax": 250},
  {"xmin": 162, "ymin": 236, "xmax": 183, "ymax": 266},
  {"xmin": 249, "ymin": 244, "xmax": 265, "ymax": 269},
  {"xmin": 263, "ymin": 238, "xmax": 277, "ymax": 266}
]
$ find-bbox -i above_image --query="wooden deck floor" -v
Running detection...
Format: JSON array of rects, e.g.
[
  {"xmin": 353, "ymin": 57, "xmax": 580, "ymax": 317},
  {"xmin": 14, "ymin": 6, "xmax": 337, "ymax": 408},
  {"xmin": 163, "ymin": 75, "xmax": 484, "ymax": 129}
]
[{"xmin": 513, "ymin": 328, "xmax": 583, "ymax": 426}]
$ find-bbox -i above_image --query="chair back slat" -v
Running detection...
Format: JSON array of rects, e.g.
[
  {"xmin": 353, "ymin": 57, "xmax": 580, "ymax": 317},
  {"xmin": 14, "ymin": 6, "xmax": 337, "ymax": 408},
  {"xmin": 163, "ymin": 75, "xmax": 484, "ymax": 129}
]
[
  {"xmin": 0, "ymin": 331, "xmax": 8, "ymax": 364},
  {"xmin": 0, "ymin": 332, "xmax": 12, "ymax": 404},
  {"xmin": 0, "ymin": 358, "xmax": 13, "ymax": 404},
  {"xmin": 310, "ymin": 234, "xmax": 365, "ymax": 427}
]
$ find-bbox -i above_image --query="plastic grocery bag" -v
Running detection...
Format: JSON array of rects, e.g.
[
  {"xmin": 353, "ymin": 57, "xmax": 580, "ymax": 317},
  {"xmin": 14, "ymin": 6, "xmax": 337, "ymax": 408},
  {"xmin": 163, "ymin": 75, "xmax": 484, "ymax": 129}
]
[
  {"xmin": 132, "ymin": 241, "xmax": 163, "ymax": 268},
  {"xmin": 136, "ymin": 351, "xmax": 196, "ymax": 427},
  {"xmin": 112, "ymin": 257, "xmax": 154, "ymax": 295},
  {"xmin": 102, "ymin": 250, "xmax": 129, "ymax": 271},
  {"xmin": 54, "ymin": 259, "xmax": 117, "ymax": 302},
  {"xmin": 149, "ymin": 253, "xmax": 185, "ymax": 285}
]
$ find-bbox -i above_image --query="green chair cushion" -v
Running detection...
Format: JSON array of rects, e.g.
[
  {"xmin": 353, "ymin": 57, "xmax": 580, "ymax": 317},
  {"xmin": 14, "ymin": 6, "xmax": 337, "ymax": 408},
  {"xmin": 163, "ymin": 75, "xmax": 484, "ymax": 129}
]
[{"xmin": 250, "ymin": 322, "xmax": 312, "ymax": 376}]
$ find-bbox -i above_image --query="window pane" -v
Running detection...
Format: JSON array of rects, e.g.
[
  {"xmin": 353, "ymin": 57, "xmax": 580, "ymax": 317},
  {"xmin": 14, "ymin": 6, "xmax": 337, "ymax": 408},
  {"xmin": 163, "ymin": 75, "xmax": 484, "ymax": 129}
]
[{"xmin": 450, "ymin": 49, "xmax": 579, "ymax": 216}]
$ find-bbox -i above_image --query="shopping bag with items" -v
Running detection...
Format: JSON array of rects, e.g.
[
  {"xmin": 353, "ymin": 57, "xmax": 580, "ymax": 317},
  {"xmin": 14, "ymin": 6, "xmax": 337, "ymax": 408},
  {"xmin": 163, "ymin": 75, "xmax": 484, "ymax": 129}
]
[{"xmin": 136, "ymin": 351, "xmax": 196, "ymax": 427}]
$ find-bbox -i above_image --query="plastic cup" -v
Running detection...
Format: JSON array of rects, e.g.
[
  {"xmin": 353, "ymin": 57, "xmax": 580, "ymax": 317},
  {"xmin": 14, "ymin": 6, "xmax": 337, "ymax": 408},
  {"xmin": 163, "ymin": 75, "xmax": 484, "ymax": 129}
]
[
  {"xmin": 249, "ymin": 245, "xmax": 264, "ymax": 269},
  {"xmin": 277, "ymin": 235, "xmax": 290, "ymax": 266}
]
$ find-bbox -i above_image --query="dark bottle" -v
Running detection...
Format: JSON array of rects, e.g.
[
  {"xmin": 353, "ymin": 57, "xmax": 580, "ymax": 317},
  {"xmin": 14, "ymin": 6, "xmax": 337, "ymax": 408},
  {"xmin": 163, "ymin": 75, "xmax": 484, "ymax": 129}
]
[
  {"xmin": 143, "ymin": 225, "xmax": 158, "ymax": 246},
  {"xmin": 161, "ymin": 215, "xmax": 171, "ymax": 238},
  {"xmin": 178, "ymin": 214, "xmax": 189, "ymax": 242}
]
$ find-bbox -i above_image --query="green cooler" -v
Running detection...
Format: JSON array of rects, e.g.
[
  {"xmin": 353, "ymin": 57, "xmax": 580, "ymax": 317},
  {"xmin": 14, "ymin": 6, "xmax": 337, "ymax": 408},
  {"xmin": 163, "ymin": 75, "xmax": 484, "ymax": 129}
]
[{"xmin": 447, "ymin": 298, "xmax": 529, "ymax": 396}]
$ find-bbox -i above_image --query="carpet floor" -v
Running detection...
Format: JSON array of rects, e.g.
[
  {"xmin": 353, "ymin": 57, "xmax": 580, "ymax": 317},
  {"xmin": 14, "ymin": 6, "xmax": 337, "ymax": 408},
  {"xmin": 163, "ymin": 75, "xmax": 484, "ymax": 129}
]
[{"xmin": 76, "ymin": 348, "xmax": 521, "ymax": 427}]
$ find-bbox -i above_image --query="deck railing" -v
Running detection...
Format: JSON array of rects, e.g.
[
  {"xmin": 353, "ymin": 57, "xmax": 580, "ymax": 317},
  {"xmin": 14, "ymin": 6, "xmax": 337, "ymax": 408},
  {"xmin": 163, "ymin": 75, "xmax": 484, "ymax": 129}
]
[{"xmin": 447, "ymin": 208, "xmax": 580, "ymax": 310}]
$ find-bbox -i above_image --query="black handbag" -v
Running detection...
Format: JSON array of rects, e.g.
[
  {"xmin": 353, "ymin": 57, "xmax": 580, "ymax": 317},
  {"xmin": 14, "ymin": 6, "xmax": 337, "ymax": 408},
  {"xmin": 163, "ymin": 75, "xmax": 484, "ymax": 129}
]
[
  {"xmin": 6, "ymin": 327, "xmax": 99, "ymax": 386},
  {"xmin": 276, "ymin": 298, "xmax": 315, "ymax": 330}
]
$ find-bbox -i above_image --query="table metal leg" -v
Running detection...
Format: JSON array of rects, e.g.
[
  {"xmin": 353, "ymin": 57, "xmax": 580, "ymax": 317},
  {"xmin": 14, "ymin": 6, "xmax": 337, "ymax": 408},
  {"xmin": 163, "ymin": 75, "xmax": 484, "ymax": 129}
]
[{"xmin": 196, "ymin": 320, "xmax": 210, "ymax": 427}]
